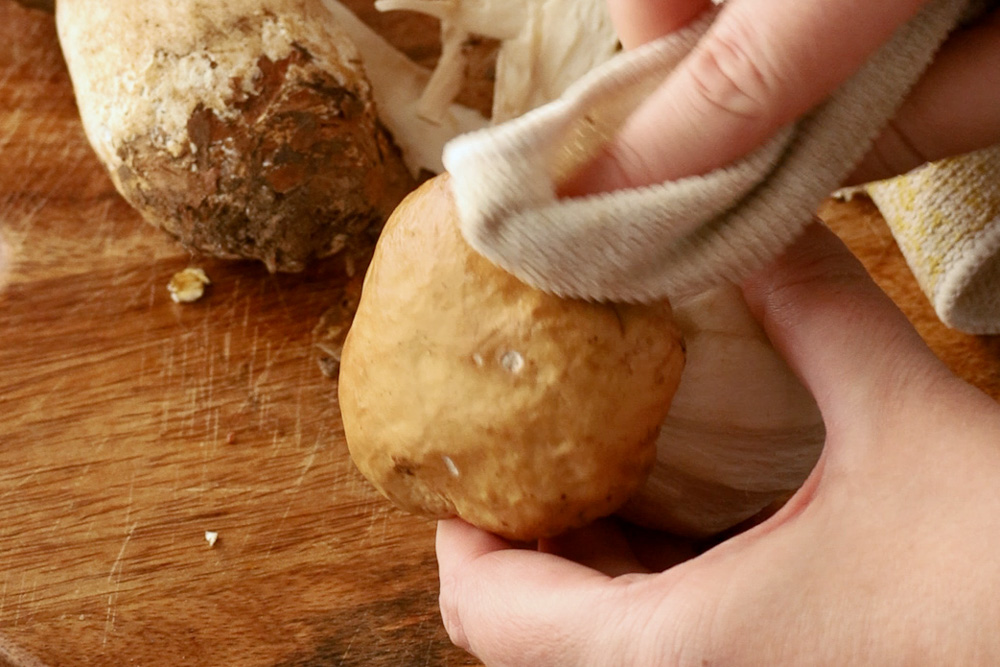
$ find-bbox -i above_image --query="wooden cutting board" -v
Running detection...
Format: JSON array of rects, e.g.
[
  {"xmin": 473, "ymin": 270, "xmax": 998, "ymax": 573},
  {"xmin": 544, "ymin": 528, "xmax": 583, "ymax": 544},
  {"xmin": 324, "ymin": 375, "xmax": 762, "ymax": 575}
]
[
  {"xmin": 0, "ymin": 3, "xmax": 480, "ymax": 665},
  {"xmin": 1, "ymin": 2, "xmax": 998, "ymax": 665}
]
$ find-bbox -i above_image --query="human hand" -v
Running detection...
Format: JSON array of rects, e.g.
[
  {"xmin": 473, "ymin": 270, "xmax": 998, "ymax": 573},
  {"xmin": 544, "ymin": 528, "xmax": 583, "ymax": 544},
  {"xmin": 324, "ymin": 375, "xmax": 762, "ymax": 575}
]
[
  {"xmin": 564, "ymin": 0, "xmax": 1000, "ymax": 195},
  {"xmin": 436, "ymin": 223, "xmax": 1000, "ymax": 665}
]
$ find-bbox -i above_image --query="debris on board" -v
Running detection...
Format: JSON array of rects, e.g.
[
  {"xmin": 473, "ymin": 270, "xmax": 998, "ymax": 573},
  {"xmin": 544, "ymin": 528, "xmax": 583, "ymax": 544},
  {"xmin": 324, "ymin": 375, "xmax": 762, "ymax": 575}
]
[{"xmin": 168, "ymin": 268, "xmax": 211, "ymax": 303}]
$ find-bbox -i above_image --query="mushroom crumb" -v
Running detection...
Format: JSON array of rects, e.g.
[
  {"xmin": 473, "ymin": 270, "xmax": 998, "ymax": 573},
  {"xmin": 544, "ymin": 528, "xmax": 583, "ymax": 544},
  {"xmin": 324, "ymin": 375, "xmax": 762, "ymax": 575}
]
[
  {"xmin": 168, "ymin": 268, "xmax": 211, "ymax": 303},
  {"xmin": 442, "ymin": 455, "xmax": 460, "ymax": 478},
  {"xmin": 204, "ymin": 530, "xmax": 219, "ymax": 547}
]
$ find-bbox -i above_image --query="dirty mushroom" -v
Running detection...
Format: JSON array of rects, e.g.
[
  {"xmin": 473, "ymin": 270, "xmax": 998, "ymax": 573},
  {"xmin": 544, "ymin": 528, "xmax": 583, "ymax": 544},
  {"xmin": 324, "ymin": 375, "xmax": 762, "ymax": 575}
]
[{"xmin": 56, "ymin": 0, "xmax": 487, "ymax": 271}]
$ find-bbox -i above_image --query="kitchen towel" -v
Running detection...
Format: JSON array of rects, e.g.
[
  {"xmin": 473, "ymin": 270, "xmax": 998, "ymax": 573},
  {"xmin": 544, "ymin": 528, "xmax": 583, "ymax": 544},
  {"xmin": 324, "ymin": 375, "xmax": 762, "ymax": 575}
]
[
  {"xmin": 441, "ymin": 0, "xmax": 976, "ymax": 309},
  {"xmin": 864, "ymin": 145, "xmax": 1000, "ymax": 334}
]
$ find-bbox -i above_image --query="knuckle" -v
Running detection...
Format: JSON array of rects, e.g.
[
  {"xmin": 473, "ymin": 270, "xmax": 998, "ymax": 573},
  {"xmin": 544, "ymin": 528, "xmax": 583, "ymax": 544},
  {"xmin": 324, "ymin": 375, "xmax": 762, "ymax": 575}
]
[
  {"xmin": 686, "ymin": 14, "xmax": 782, "ymax": 123},
  {"xmin": 774, "ymin": 230, "xmax": 870, "ymax": 297},
  {"xmin": 862, "ymin": 119, "xmax": 930, "ymax": 183},
  {"xmin": 595, "ymin": 134, "xmax": 668, "ymax": 190}
]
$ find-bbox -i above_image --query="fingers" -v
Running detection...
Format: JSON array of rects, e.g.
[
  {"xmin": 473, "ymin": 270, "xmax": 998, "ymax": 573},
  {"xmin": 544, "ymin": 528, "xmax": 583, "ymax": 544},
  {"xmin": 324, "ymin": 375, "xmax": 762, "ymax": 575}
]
[
  {"xmin": 606, "ymin": 0, "xmax": 712, "ymax": 49},
  {"xmin": 739, "ymin": 224, "xmax": 951, "ymax": 434},
  {"xmin": 565, "ymin": 0, "xmax": 926, "ymax": 195},
  {"xmin": 436, "ymin": 519, "xmax": 653, "ymax": 665},
  {"xmin": 848, "ymin": 9, "xmax": 1000, "ymax": 184}
]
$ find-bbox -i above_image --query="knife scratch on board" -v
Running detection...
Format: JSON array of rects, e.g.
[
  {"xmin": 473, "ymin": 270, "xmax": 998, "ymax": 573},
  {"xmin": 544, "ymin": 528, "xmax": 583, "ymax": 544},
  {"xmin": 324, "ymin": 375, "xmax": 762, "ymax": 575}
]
[
  {"xmin": 13, "ymin": 574, "xmax": 35, "ymax": 627},
  {"xmin": 0, "ymin": 471, "xmax": 39, "ymax": 503},
  {"xmin": 263, "ymin": 438, "xmax": 321, "ymax": 559},
  {"xmin": 7, "ymin": 377, "xmax": 67, "ymax": 434},
  {"xmin": 103, "ymin": 522, "xmax": 137, "ymax": 646},
  {"xmin": 0, "ymin": 632, "xmax": 50, "ymax": 667}
]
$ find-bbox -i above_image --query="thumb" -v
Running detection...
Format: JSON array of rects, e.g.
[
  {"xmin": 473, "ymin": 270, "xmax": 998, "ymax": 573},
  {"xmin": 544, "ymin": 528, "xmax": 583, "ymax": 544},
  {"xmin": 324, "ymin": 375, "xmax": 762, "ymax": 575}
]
[
  {"xmin": 740, "ymin": 223, "xmax": 952, "ymax": 440},
  {"xmin": 436, "ymin": 519, "xmax": 673, "ymax": 666}
]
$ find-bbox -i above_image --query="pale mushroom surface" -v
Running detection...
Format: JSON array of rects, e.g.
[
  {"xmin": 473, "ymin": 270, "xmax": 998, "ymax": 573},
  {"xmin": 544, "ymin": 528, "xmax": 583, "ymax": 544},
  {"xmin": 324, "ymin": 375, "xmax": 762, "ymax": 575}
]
[{"xmin": 338, "ymin": 174, "xmax": 686, "ymax": 540}]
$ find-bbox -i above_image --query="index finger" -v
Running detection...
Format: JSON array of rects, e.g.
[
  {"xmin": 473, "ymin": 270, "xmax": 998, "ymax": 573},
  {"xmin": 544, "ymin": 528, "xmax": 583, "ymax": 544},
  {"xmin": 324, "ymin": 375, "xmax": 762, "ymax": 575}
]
[{"xmin": 565, "ymin": 0, "xmax": 928, "ymax": 195}]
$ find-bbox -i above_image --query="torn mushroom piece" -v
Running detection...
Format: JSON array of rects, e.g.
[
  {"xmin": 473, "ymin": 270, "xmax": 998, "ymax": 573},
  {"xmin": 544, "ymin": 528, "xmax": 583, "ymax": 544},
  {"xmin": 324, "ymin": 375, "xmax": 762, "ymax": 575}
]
[
  {"xmin": 319, "ymin": 0, "xmax": 488, "ymax": 171},
  {"xmin": 55, "ymin": 0, "xmax": 487, "ymax": 272},
  {"xmin": 338, "ymin": 174, "xmax": 686, "ymax": 541},
  {"xmin": 376, "ymin": 0, "xmax": 619, "ymax": 122},
  {"xmin": 167, "ymin": 267, "xmax": 211, "ymax": 304}
]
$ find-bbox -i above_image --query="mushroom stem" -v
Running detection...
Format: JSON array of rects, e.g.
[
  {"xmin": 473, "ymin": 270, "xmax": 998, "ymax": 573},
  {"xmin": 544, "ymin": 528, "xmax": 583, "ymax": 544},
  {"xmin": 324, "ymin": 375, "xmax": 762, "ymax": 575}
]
[
  {"xmin": 416, "ymin": 17, "xmax": 470, "ymax": 124},
  {"xmin": 320, "ymin": 0, "xmax": 488, "ymax": 173},
  {"xmin": 376, "ymin": 0, "xmax": 618, "ymax": 122},
  {"xmin": 619, "ymin": 284, "xmax": 825, "ymax": 537}
]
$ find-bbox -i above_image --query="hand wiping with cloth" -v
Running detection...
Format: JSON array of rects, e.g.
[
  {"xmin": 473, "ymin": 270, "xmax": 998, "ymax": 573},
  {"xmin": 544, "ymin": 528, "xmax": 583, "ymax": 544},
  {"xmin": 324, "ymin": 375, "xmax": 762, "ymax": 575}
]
[
  {"xmin": 444, "ymin": 0, "xmax": 1000, "ymax": 328},
  {"xmin": 435, "ymin": 1, "xmax": 1000, "ymax": 664}
]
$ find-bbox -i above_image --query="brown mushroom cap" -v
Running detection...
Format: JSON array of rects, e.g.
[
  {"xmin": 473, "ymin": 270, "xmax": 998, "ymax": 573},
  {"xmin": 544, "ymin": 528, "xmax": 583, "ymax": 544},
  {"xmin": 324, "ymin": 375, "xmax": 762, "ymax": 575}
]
[{"xmin": 338, "ymin": 174, "xmax": 686, "ymax": 540}]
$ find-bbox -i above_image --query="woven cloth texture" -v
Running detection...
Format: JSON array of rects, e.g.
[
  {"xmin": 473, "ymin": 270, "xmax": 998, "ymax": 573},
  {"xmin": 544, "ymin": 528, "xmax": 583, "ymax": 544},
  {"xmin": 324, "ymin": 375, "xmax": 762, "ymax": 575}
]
[{"xmin": 442, "ymin": 0, "xmax": 975, "ymax": 312}]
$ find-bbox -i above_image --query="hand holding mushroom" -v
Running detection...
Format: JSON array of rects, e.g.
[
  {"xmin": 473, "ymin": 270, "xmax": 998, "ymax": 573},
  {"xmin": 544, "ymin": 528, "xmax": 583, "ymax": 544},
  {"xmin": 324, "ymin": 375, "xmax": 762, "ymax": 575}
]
[
  {"xmin": 436, "ymin": 224, "xmax": 1000, "ymax": 665},
  {"xmin": 337, "ymin": 168, "xmax": 827, "ymax": 540},
  {"xmin": 339, "ymin": 0, "xmax": 831, "ymax": 540}
]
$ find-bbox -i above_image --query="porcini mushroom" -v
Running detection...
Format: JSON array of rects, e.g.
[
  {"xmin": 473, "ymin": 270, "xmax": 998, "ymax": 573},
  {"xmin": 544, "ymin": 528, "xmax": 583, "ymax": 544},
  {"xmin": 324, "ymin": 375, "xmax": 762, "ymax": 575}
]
[
  {"xmin": 336, "ymin": 1, "xmax": 824, "ymax": 539},
  {"xmin": 56, "ymin": 0, "xmax": 488, "ymax": 271}
]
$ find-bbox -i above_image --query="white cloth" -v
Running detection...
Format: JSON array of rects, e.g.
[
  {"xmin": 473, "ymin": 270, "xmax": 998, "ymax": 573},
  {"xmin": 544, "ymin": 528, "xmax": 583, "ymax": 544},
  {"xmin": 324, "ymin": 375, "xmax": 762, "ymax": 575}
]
[{"xmin": 442, "ymin": 0, "xmax": 972, "ymax": 304}]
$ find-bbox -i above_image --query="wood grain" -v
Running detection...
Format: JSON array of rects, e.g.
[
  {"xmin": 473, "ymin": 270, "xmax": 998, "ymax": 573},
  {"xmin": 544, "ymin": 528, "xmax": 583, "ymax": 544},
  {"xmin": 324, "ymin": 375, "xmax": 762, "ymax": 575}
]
[
  {"xmin": 0, "ymin": 1, "xmax": 998, "ymax": 666},
  {"xmin": 0, "ymin": 2, "xmax": 475, "ymax": 665}
]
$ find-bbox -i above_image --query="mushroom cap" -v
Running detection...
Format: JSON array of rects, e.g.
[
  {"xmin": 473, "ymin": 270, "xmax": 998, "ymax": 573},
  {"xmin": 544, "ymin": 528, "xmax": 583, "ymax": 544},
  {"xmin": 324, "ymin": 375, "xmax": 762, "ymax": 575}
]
[{"xmin": 338, "ymin": 174, "xmax": 685, "ymax": 540}]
